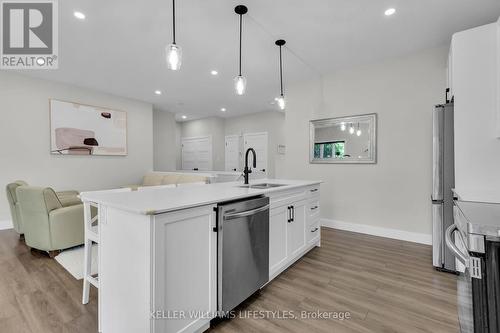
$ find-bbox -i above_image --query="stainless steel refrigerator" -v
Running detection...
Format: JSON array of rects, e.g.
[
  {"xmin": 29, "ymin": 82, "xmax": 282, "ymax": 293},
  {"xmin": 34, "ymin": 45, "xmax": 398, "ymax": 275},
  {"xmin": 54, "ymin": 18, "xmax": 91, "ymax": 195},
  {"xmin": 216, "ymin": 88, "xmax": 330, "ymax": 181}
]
[{"xmin": 432, "ymin": 103, "xmax": 456, "ymax": 273}]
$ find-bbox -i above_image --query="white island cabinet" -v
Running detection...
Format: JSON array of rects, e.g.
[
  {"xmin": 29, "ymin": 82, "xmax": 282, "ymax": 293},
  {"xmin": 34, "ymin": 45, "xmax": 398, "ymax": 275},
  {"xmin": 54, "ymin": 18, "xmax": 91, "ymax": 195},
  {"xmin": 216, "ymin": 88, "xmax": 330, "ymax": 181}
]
[
  {"xmin": 81, "ymin": 179, "xmax": 320, "ymax": 333},
  {"xmin": 99, "ymin": 205, "xmax": 217, "ymax": 333}
]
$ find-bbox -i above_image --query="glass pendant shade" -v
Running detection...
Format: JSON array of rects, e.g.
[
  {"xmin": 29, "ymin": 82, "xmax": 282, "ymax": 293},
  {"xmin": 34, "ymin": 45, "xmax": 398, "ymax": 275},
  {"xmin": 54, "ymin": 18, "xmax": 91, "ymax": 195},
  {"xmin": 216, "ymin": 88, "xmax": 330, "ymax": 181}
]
[
  {"xmin": 277, "ymin": 95, "xmax": 286, "ymax": 110},
  {"xmin": 356, "ymin": 129, "xmax": 362, "ymax": 136},
  {"xmin": 340, "ymin": 123, "xmax": 346, "ymax": 131},
  {"xmin": 234, "ymin": 75, "xmax": 246, "ymax": 95},
  {"xmin": 349, "ymin": 125, "xmax": 355, "ymax": 134},
  {"xmin": 166, "ymin": 43, "xmax": 182, "ymax": 70}
]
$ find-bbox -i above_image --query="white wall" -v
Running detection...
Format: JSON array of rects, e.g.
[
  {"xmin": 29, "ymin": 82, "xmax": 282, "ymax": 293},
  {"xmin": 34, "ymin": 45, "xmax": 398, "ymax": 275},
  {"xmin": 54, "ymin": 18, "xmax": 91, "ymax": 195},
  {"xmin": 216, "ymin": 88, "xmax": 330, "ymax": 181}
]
[
  {"xmin": 0, "ymin": 72, "xmax": 153, "ymax": 222},
  {"xmin": 284, "ymin": 46, "xmax": 448, "ymax": 238},
  {"xmin": 225, "ymin": 111, "xmax": 285, "ymax": 178},
  {"xmin": 179, "ymin": 117, "xmax": 225, "ymax": 170},
  {"xmin": 153, "ymin": 109, "xmax": 180, "ymax": 171}
]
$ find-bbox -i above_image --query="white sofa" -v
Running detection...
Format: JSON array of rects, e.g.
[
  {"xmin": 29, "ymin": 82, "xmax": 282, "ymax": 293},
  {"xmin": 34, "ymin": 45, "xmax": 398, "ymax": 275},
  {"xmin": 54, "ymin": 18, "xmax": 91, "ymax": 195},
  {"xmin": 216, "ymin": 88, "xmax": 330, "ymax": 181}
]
[{"xmin": 126, "ymin": 172, "xmax": 216, "ymax": 190}]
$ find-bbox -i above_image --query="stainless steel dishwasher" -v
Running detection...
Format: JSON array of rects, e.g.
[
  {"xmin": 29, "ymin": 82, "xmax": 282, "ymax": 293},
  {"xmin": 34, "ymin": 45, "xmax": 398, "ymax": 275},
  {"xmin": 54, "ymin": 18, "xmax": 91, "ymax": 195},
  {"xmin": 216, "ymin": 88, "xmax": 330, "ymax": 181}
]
[{"xmin": 216, "ymin": 196, "xmax": 269, "ymax": 313}]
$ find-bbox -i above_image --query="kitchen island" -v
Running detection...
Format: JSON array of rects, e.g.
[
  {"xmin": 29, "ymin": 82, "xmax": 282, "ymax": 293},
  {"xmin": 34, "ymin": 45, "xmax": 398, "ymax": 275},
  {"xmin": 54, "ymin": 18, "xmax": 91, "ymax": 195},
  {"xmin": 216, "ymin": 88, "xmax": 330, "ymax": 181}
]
[{"xmin": 80, "ymin": 179, "xmax": 321, "ymax": 333}]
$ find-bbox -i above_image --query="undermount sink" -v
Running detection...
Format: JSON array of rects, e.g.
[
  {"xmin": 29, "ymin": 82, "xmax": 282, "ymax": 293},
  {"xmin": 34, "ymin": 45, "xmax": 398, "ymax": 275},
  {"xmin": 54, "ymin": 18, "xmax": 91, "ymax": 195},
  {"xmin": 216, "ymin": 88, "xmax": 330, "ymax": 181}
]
[{"xmin": 238, "ymin": 183, "xmax": 287, "ymax": 189}]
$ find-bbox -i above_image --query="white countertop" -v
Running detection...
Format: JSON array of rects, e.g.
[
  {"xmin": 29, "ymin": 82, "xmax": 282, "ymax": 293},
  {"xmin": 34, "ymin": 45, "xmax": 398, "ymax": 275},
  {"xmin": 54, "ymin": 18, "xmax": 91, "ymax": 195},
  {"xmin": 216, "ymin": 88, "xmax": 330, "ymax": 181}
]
[
  {"xmin": 453, "ymin": 188, "xmax": 500, "ymax": 204},
  {"xmin": 80, "ymin": 179, "xmax": 321, "ymax": 215}
]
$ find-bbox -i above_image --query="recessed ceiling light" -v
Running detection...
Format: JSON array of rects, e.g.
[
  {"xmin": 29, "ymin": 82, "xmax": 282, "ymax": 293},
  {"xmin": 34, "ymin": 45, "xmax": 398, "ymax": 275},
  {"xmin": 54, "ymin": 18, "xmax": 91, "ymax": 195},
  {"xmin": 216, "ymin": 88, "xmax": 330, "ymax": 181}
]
[
  {"xmin": 220, "ymin": 108, "xmax": 226, "ymax": 112},
  {"xmin": 181, "ymin": 115, "xmax": 187, "ymax": 119},
  {"xmin": 74, "ymin": 11, "xmax": 86, "ymax": 20},
  {"xmin": 211, "ymin": 70, "xmax": 218, "ymax": 76},
  {"xmin": 154, "ymin": 90, "xmax": 162, "ymax": 95},
  {"xmin": 384, "ymin": 8, "xmax": 396, "ymax": 16}
]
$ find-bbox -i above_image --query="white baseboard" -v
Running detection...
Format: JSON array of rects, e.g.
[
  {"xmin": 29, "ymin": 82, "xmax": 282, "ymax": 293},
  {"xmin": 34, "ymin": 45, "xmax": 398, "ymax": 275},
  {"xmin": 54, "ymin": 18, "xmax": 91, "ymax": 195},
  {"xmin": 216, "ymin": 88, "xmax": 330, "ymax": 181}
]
[
  {"xmin": 321, "ymin": 218, "xmax": 432, "ymax": 245},
  {"xmin": 0, "ymin": 220, "xmax": 13, "ymax": 231}
]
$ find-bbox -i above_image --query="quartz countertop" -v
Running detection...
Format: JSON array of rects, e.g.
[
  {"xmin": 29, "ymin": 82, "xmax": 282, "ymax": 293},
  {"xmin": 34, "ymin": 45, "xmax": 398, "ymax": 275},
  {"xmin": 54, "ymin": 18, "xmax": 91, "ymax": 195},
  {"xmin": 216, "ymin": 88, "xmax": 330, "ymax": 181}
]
[
  {"xmin": 453, "ymin": 188, "xmax": 500, "ymax": 204},
  {"xmin": 80, "ymin": 179, "xmax": 321, "ymax": 215},
  {"xmin": 456, "ymin": 201, "xmax": 500, "ymax": 237}
]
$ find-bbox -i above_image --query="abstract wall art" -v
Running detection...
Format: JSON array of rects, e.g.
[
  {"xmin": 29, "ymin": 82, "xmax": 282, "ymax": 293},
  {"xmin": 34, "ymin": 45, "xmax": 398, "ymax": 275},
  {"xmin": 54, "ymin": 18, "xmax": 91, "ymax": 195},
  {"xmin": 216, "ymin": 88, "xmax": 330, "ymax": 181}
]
[{"xmin": 50, "ymin": 99, "xmax": 127, "ymax": 156}]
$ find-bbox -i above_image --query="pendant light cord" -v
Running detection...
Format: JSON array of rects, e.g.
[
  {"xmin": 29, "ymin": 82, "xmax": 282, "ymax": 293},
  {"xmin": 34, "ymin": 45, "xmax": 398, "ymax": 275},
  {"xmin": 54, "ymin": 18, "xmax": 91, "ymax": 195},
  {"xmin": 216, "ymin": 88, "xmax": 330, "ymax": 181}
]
[
  {"xmin": 238, "ymin": 14, "xmax": 242, "ymax": 76},
  {"xmin": 172, "ymin": 0, "xmax": 176, "ymax": 44},
  {"xmin": 279, "ymin": 45, "xmax": 283, "ymax": 96}
]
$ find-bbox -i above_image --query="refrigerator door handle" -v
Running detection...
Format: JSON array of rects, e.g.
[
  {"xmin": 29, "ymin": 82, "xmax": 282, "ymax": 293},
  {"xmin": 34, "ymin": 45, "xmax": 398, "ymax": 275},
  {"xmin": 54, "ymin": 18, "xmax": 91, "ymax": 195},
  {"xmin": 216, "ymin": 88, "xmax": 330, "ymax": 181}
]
[{"xmin": 445, "ymin": 224, "xmax": 469, "ymax": 267}]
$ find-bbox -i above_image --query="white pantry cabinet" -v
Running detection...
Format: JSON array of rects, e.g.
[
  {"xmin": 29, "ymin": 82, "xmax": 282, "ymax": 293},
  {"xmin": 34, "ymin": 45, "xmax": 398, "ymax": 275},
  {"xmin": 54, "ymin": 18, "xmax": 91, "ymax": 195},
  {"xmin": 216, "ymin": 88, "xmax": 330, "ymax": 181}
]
[{"xmin": 268, "ymin": 186, "xmax": 321, "ymax": 279}]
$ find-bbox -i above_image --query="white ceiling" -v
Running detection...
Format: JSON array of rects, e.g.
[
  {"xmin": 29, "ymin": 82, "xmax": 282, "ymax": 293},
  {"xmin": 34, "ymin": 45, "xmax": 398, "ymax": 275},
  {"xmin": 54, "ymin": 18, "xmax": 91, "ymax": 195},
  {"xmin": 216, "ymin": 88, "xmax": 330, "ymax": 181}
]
[{"xmin": 19, "ymin": 0, "xmax": 500, "ymax": 120}]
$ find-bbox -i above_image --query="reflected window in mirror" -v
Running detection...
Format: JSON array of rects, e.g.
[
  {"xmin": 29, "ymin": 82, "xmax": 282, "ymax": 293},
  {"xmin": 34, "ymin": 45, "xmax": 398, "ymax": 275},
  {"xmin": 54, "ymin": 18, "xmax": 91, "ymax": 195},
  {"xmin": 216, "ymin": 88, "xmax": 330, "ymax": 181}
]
[
  {"xmin": 310, "ymin": 114, "xmax": 377, "ymax": 164},
  {"xmin": 314, "ymin": 141, "xmax": 345, "ymax": 159}
]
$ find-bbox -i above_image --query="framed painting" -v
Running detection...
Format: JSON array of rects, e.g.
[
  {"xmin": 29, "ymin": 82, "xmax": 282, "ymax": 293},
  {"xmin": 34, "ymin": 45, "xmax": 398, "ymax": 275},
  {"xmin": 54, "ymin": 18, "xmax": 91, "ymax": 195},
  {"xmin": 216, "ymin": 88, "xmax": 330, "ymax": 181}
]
[{"xmin": 50, "ymin": 99, "xmax": 127, "ymax": 156}]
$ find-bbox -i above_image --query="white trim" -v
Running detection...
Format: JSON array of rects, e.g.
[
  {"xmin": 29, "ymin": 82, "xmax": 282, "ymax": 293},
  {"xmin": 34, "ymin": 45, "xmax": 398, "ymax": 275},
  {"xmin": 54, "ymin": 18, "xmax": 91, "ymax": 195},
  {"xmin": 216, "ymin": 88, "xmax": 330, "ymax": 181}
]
[
  {"xmin": 0, "ymin": 220, "xmax": 13, "ymax": 231},
  {"xmin": 321, "ymin": 218, "xmax": 432, "ymax": 245}
]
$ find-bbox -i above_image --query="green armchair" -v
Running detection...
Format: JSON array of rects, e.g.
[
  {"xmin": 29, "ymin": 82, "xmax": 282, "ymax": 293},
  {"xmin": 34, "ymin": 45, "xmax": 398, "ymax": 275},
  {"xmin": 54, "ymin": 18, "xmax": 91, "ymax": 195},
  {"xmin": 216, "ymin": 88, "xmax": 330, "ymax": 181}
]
[
  {"xmin": 6, "ymin": 181, "xmax": 82, "ymax": 236},
  {"xmin": 6, "ymin": 180, "xmax": 28, "ymax": 235},
  {"xmin": 16, "ymin": 186, "xmax": 85, "ymax": 257}
]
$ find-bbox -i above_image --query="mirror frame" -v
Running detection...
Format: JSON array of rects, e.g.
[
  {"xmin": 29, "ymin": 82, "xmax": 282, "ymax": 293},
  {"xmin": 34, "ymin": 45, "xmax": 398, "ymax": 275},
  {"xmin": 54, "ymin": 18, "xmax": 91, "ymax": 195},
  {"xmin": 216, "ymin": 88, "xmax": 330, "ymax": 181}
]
[{"xmin": 309, "ymin": 113, "xmax": 377, "ymax": 164}]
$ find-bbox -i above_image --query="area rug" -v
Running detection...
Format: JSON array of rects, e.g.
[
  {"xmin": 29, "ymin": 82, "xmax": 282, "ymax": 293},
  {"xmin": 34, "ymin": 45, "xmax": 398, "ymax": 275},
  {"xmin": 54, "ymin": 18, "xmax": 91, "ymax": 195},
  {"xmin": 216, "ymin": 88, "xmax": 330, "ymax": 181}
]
[{"xmin": 55, "ymin": 244, "xmax": 98, "ymax": 280}]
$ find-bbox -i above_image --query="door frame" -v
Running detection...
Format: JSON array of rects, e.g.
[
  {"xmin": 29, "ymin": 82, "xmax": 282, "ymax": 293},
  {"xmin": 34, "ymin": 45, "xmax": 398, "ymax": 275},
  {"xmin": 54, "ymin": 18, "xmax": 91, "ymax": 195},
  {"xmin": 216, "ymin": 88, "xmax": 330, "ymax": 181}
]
[
  {"xmin": 181, "ymin": 135, "xmax": 213, "ymax": 171},
  {"xmin": 224, "ymin": 134, "xmax": 241, "ymax": 172}
]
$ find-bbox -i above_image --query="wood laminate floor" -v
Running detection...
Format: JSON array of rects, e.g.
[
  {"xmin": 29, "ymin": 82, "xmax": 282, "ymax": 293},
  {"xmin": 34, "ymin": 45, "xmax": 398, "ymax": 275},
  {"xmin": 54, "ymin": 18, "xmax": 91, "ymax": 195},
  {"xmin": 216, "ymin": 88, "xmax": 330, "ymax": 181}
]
[{"xmin": 0, "ymin": 228, "xmax": 459, "ymax": 333}]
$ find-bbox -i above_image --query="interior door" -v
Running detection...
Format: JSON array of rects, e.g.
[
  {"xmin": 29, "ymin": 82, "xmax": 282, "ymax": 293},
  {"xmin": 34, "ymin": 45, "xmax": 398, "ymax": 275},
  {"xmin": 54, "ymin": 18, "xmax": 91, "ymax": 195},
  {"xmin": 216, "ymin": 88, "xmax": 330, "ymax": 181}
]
[
  {"xmin": 287, "ymin": 200, "xmax": 307, "ymax": 259},
  {"xmin": 269, "ymin": 205, "xmax": 288, "ymax": 278},
  {"xmin": 181, "ymin": 136, "xmax": 212, "ymax": 171},
  {"xmin": 225, "ymin": 135, "xmax": 241, "ymax": 172},
  {"xmin": 243, "ymin": 132, "xmax": 268, "ymax": 177}
]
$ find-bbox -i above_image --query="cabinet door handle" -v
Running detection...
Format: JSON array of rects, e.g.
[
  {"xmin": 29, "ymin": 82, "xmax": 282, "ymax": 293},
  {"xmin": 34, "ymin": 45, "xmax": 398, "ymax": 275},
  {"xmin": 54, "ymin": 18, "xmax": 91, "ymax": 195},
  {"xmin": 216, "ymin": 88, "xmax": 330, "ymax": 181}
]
[
  {"xmin": 311, "ymin": 206, "xmax": 318, "ymax": 211},
  {"xmin": 287, "ymin": 206, "xmax": 292, "ymax": 223},
  {"xmin": 310, "ymin": 189, "xmax": 318, "ymax": 193},
  {"xmin": 311, "ymin": 227, "xmax": 319, "ymax": 233}
]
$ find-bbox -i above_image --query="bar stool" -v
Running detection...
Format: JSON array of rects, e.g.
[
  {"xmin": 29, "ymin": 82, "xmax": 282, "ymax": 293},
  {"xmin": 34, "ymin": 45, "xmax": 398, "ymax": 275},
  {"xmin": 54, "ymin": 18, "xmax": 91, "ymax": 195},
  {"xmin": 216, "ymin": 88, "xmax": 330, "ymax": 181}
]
[{"xmin": 82, "ymin": 188, "xmax": 131, "ymax": 305}]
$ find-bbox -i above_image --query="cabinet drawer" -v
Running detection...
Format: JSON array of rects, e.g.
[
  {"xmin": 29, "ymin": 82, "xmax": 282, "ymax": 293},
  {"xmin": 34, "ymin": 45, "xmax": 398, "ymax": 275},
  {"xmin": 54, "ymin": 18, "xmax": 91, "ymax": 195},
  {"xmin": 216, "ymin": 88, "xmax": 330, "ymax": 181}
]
[
  {"xmin": 307, "ymin": 221, "xmax": 320, "ymax": 244},
  {"xmin": 308, "ymin": 185, "xmax": 320, "ymax": 198},
  {"xmin": 308, "ymin": 199, "xmax": 320, "ymax": 219},
  {"xmin": 269, "ymin": 189, "xmax": 308, "ymax": 209}
]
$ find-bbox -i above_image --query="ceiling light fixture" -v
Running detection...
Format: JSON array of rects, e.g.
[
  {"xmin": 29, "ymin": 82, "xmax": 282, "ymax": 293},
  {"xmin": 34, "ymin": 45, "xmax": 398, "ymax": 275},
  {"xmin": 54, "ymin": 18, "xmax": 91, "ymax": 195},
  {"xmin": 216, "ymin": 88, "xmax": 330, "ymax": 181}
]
[
  {"xmin": 275, "ymin": 39, "xmax": 286, "ymax": 111},
  {"xmin": 340, "ymin": 122, "xmax": 346, "ymax": 131},
  {"xmin": 166, "ymin": 0, "xmax": 182, "ymax": 70},
  {"xmin": 154, "ymin": 90, "xmax": 162, "ymax": 95},
  {"xmin": 211, "ymin": 70, "xmax": 218, "ymax": 76},
  {"xmin": 234, "ymin": 5, "xmax": 248, "ymax": 95},
  {"xmin": 74, "ymin": 11, "xmax": 85, "ymax": 20},
  {"xmin": 221, "ymin": 108, "xmax": 227, "ymax": 112},
  {"xmin": 181, "ymin": 115, "xmax": 187, "ymax": 119},
  {"xmin": 384, "ymin": 8, "xmax": 396, "ymax": 16}
]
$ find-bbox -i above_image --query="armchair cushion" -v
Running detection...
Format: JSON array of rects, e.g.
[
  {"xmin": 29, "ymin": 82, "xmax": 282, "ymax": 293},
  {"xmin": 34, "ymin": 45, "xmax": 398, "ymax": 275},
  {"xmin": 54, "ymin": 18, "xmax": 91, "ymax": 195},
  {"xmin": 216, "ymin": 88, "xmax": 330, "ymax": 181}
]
[
  {"xmin": 56, "ymin": 190, "xmax": 81, "ymax": 207},
  {"xmin": 49, "ymin": 204, "xmax": 85, "ymax": 250}
]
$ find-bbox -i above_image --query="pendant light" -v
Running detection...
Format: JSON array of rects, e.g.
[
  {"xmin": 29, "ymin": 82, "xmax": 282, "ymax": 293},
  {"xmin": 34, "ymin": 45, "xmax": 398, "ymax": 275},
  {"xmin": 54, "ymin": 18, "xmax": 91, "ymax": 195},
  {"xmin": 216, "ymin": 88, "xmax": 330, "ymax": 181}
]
[
  {"xmin": 349, "ymin": 123, "xmax": 355, "ymax": 134},
  {"xmin": 234, "ymin": 5, "xmax": 248, "ymax": 95},
  {"xmin": 340, "ymin": 122, "xmax": 346, "ymax": 131},
  {"xmin": 166, "ymin": 0, "xmax": 182, "ymax": 70},
  {"xmin": 356, "ymin": 123, "xmax": 362, "ymax": 136},
  {"xmin": 274, "ymin": 39, "xmax": 286, "ymax": 110}
]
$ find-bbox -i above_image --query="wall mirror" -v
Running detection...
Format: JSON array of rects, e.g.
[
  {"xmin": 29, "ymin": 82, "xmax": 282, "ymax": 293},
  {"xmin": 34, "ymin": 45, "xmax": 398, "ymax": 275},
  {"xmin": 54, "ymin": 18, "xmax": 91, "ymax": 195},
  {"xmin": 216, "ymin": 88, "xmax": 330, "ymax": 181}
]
[{"xmin": 309, "ymin": 113, "xmax": 377, "ymax": 164}]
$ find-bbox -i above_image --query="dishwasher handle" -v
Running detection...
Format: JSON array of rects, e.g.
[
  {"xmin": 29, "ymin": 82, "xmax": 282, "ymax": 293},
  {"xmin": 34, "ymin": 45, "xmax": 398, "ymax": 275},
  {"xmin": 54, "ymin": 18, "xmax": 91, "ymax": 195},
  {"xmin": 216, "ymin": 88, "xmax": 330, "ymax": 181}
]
[
  {"xmin": 445, "ymin": 224, "xmax": 469, "ymax": 267},
  {"xmin": 224, "ymin": 204, "xmax": 270, "ymax": 220}
]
